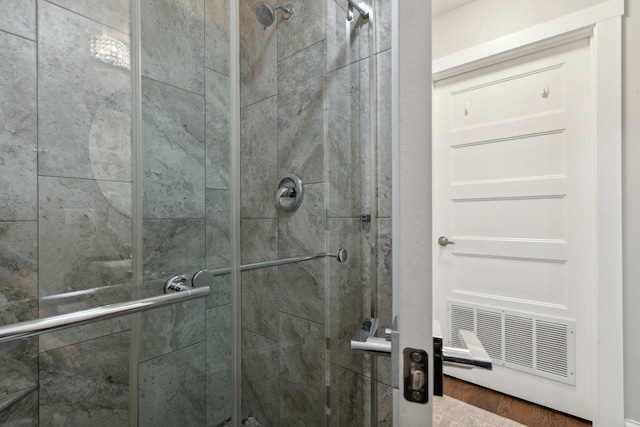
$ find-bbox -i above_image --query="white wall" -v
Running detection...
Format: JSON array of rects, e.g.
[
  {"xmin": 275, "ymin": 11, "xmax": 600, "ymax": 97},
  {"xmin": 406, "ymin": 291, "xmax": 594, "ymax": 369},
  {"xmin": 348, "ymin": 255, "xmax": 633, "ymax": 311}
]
[{"xmin": 433, "ymin": 0, "xmax": 639, "ymax": 423}]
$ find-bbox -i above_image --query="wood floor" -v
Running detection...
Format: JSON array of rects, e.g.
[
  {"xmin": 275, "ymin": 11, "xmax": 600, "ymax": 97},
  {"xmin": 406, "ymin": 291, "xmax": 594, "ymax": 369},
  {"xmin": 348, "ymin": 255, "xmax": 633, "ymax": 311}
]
[{"xmin": 443, "ymin": 376, "xmax": 592, "ymax": 427}]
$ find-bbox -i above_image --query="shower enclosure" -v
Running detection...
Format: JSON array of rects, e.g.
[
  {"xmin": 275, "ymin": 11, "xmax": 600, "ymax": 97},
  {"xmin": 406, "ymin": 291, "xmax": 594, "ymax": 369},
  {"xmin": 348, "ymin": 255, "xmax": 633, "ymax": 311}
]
[{"xmin": 0, "ymin": 0, "xmax": 395, "ymax": 425}]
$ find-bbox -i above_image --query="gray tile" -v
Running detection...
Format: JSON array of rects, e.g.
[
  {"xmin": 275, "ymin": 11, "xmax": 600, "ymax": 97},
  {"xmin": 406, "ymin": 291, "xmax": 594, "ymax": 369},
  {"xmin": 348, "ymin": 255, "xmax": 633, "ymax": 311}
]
[
  {"xmin": 0, "ymin": 339, "xmax": 38, "ymax": 400},
  {"xmin": 278, "ymin": 183, "xmax": 326, "ymax": 256},
  {"xmin": 142, "ymin": 218, "xmax": 206, "ymax": 298},
  {"xmin": 277, "ymin": 0, "xmax": 326, "ymax": 61},
  {"xmin": 205, "ymin": 0, "xmax": 230, "ymax": 76},
  {"xmin": 277, "ymin": 42, "xmax": 326, "ymax": 184},
  {"xmin": 328, "ymin": 63, "xmax": 362, "ymax": 218},
  {"xmin": 142, "ymin": 77, "xmax": 206, "ymax": 219},
  {"xmin": 139, "ymin": 341, "xmax": 206, "ymax": 427},
  {"xmin": 240, "ymin": 96, "xmax": 278, "ymax": 219},
  {"xmin": 374, "ymin": 0, "xmax": 391, "ymax": 54},
  {"xmin": 206, "ymin": 68, "xmax": 231, "ymax": 190},
  {"xmin": 0, "ymin": 0, "xmax": 36, "ymax": 40},
  {"xmin": 207, "ymin": 305, "xmax": 232, "ymax": 426},
  {"xmin": 279, "ymin": 313, "xmax": 326, "ymax": 427},
  {"xmin": 139, "ymin": 298, "xmax": 206, "ymax": 362},
  {"xmin": 327, "ymin": 0, "xmax": 369, "ymax": 72},
  {"xmin": 141, "ymin": 0, "xmax": 205, "ymax": 94},
  {"xmin": 0, "ymin": 32, "xmax": 37, "ymax": 221},
  {"xmin": 39, "ymin": 331, "xmax": 130, "ymax": 427},
  {"xmin": 376, "ymin": 381, "xmax": 393, "ymax": 427},
  {"xmin": 278, "ymin": 260, "xmax": 325, "ymax": 324},
  {"xmin": 47, "ymin": 0, "xmax": 130, "ymax": 33},
  {"xmin": 242, "ymin": 267, "xmax": 279, "ymax": 340},
  {"xmin": 38, "ymin": 177, "xmax": 133, "ymax": 347},
  {"xmin": 38, "ymin": 2, "xmax": 132, "ymax": 181},
  {"xmin": 0, "ymin": 222, "xmax": 38, "ymax": 397},
  {"xmin": 241, "ymin": 219, "xmax": 278, "ymax": 264},
  {"xmin": 206, "ymin": 189, "xmax": 231, "ymax": 308},
  {"xmin": 239, "ymin": 0, "xmax": 277, "ymax": 107},
  {"xmin": 241, "ymin": 219, "xmax": 279, "ymax": 339},
  {"xmin": 0, "ymin": 387, "xmax": 38, "ymax": 427},
  {"xmin": 242, "ymin": 329, "xmax": 279, "ymax": 426},
  {"xmin": 359, "ymin": 58, "xmax": 371, "ymax": 214},
  {"xmin": 328, "ymin": 219, "xmax": 369, "ymax": 374},
  {"xmin": 376, "ymin": 49, "xmax": 392, "ymax": 218},
  {"xmin": 329, "ymin": 364, "xmax": 370, "ymax": 427}
]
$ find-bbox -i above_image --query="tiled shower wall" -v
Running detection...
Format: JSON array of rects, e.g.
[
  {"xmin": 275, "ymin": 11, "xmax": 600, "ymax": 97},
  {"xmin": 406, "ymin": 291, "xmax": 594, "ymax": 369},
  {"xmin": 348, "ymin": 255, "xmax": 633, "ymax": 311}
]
[
  {"xmin": 137, "ymin": 0, "xmax": 232, "ymax": 425},
  {"xmin": 1, "ymin": 0, "xmax": 133, "ymax": 425},
  {"xmin": 238, "ymin": 0, "xmax": 393, "ymax": 425}
]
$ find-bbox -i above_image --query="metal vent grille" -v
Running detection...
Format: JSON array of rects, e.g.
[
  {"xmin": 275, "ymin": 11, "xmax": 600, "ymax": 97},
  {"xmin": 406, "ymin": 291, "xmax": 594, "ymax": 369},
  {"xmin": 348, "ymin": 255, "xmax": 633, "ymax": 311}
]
[
  {"xmin": 447, "ymin": 301, "xmax": 575, "ymax": 385},
  {"xmin": 477, "ymin": 309, "xmax": 503, "ymax": 362},
  {"xmin": 536, "ymin": 320, "xmax": 569, "ymax": 378},
  {"xmin": 505, "ymin": 315, "xmax": 534, "ymax": 368},
  {"xmin": 450, "ymin": 305, "xmax": 474, "ymax": 348}
]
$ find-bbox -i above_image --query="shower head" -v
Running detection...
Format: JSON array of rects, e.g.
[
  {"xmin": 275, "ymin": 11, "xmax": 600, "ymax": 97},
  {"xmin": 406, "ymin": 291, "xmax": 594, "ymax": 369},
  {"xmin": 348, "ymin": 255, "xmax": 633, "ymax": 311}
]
[{"xmin": 255, "ymin": 2, "xmax": 292, "ymax": 28}]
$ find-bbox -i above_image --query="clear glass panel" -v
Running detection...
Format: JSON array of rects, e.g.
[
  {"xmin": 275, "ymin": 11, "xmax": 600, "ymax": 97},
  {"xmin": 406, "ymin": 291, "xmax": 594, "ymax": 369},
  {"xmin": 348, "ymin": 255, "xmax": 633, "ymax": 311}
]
[
  {"xmin": 237, "ymin": 0, "xmax": 392, "ymax": 425},
  {"xmin": 1, "ymin": 0, "xmax": 134, "ymax": 424}
]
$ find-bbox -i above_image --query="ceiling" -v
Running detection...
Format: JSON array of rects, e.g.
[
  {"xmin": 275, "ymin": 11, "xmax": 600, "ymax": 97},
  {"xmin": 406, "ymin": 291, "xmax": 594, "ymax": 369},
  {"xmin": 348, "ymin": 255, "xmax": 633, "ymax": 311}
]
[{"xmin": 432, "ymin": 0, "xmax": 477, "ymax": 18}]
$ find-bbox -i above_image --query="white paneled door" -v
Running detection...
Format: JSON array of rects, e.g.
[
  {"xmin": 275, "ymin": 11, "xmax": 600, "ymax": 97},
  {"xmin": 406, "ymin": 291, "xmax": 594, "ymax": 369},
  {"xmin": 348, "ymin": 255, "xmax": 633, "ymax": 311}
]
[{"xmin": 433, "ymin": 38, "xmax": 594, "ymax": 420}]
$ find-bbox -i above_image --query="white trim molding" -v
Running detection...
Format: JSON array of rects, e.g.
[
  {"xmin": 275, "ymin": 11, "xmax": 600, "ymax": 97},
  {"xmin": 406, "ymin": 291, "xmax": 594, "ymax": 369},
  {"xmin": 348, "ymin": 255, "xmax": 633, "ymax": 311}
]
[{"xmin": 432, "ymin": 1, "xmax": 624, "ymax": 426}]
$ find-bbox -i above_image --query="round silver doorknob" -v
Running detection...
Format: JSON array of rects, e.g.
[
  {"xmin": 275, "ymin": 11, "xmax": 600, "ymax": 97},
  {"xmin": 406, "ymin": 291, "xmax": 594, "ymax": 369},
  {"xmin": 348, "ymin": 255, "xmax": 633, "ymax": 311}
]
[{"xmin": 438, "ymin": 236, "xmax": 455, "ymax": 246}]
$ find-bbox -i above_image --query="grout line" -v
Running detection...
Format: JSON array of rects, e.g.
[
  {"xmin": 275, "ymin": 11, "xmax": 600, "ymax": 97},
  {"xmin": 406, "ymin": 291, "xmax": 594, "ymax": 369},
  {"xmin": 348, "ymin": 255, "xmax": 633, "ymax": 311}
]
[
  {"xmin": 141, "ymin": 75, "xmax": 205, "ymax": 98},
  {"xmin": 0, "ymin": 28, "xmax": 37, "ymax": 42}
]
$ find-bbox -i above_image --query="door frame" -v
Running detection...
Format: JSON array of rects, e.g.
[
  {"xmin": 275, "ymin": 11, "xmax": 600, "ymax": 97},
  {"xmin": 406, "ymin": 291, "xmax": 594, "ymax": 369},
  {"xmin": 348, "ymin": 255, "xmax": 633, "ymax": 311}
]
[{"xmin": 431, "ymin": 1, "xmax": 624, "ymax": 425}]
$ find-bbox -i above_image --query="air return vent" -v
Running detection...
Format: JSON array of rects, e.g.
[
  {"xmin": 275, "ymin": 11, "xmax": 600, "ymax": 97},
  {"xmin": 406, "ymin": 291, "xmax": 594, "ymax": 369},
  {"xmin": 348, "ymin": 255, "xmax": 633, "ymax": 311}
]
[{"xmin": 447, "ymin": 300, "xmax": 575, "ymax": 385}]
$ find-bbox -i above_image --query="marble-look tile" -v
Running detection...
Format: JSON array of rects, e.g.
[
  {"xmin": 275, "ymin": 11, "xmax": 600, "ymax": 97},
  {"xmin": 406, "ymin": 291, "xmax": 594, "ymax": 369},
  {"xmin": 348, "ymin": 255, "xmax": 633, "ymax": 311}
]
[
  {"xmin": 39, "ymin": 331, "xmax": 130, "ymax": 427},
  {"xmin": 360, "ymin": 58, "xmax": 372, "ymax": 214},
  {"xmin": 139, "ymin": 298, "xmax": 205, "ymax": 362},
  {"xmin": 38, "ymin": 177, "xmax": 132, "ymax": 347},
  {"xmin": 278, "ymin": 183, "xmax": 326, "ymax": 256},
  {"xmin": 328, "ymin": 63, "xmax": 362, "ymax": 218},
  {"xmin": 47, "ymin": 0, "xmax": 130, "ymax": 33},
  {"xmin": 327, "ymin": 0, "xmax": 369, "ymax": 72},
  {"xmin": 0, "ymin": 222, "xmax": 38, "ymax": 397},
  {"xmin": 239, "ymin": 0, "xmax": 277, "ymax": 107},
  {"xmin": 0, "ymin": 0, "xmax": 36, "ymax": 40},
  {"xmin": 206, "ymin": 68, "xmax": 231, "ymax": 190},
  {"xmin": 141, "ymin": 0, "xmax": 205, "ymax": 94},
  {"xmin": 329, "ymin": 364, "xmax": 370, "ymax": 427},
  {"xmin": 241, "ymin": 219, "xmax": 278, "ymax": 338},
  {"xmin": 277, "ymin": 0, "xmax": 326, "ymax": 61},
  {"xmin": 240, "ymin": 97, "xmax": 278, "ymax": 219},
  {"xmin": 374, "ymin": 0, "xmax": 391, "ymax": 54},
  {"xmin": 0, "ymin": 339, "xmax": 38, "ymax": 399},
  {"xmin": 277, "ymin": 42, "xmax": 326, "ymax": 184},
  {"xmin": 0, "ymin": 387, "xmax": 38, "ymax": 427},
  {"xmin": 241, "ymin": 219, "xmax": 278, "ymax": 264},
  {"xmin": 376, "ymin": 381, "xmax": 393, "ymax": 426},
  {"xmin": 205, "ymin": 0, "xmax": 230, "ymax": 76},
  {"xmin": 38, "ymin": 2, "xmax": 131, "ymax": 181},
  {"xmin": 279, "ymin": 313, "xmax": 326, "ymax": 427},
  {"xmin": 206, "ymin": 189, "xmax": 231, "ymax": 308},
  {"xmin": 242, "ymin": 267, "xmax": 279, "ymax": 340},
  {"xmin": 376, "ymin": 49, "xmax": 392, "ymax": 218},
  {"xmin": 142, "ymin": 77, "xmax": 206, "ymax": 219},
  {"xmin": 279, "ymin": 259, "xmax": 325, "ymax": 324},
  {"xmin": 242, "ymin": 329, "xmax": 279, "ymax": 426},
  {"xmin": 142, "ymin": 218, "xmax": 206, "ymax": 298},
  {"xmin": 0, "ymin": 32, "xmax": 37, "ymax": 221},
  {"xmin": 328, "ymin": 219, "xmax": 369, "ymax": 374},
  {"xmin": 139, "ymin": 341, "xmax": 206, "ymax": 427},
  {"xmin": 207, "ymin": 305, "xmax": 232, "ymax": 426}
]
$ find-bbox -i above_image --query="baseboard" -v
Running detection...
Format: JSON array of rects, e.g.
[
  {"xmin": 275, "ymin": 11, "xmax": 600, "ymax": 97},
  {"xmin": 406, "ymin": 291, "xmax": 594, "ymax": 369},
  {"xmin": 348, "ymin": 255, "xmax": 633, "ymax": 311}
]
[{"xmin": 626, "ymin": 418, "xmax": 640, "ymax": 427}]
